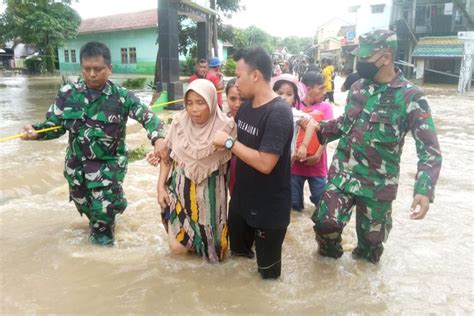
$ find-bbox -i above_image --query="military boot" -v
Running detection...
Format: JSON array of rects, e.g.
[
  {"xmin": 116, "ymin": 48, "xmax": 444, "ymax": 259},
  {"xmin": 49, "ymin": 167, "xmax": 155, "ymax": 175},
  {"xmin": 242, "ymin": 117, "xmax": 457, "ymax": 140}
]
[
  {"xmin": 89, "ymin": 220, "xmax": 115, "ymax": 246},
  {"xmin": 352, "ymin": 244, "xmax": 383, "ymax": 264}
]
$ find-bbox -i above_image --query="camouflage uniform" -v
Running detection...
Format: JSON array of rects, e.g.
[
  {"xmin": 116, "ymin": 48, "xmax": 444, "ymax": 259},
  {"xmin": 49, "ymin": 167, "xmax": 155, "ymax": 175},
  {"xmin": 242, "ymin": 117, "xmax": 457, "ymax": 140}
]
[
  {"xmin": 312, "ymin": 30, "xmax": 442, "ymax": 263},
  {"xmin": 32, "ymin": 80, "xmax": 165, "ymax": 243}
]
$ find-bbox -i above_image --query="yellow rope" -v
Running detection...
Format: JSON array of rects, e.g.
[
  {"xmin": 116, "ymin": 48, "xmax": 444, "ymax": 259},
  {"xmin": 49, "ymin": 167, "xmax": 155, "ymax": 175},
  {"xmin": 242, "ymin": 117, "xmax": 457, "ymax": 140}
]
[
  {"xmin": 0, "ymin": 126, "xmax": 64, "ymax": 143},
  {"xmin": 0, "ymin": 98, "xmax": 184, "ymax": 143},
  {"xmin": 0, "ymin": 89, "xmax": 225, "ymax": 143}
]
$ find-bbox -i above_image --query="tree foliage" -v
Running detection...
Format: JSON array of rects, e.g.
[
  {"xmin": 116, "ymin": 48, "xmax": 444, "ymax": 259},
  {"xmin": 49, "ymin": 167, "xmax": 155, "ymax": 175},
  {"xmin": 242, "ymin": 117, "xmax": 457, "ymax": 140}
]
[
  {"xmin": 277, "ymin": 36, "xmax": 313, "ymax": 55},
  {"xmin": 0, "ymin": 0, "xmax": 81, "ymax": 72},
  {"xmin": 177, "ymin": 0, "xmax": 311, "ymax": 59},
  {"xmin": 178, "ymin": 16, "xmax": 197, "ymax": 56},
  {"xmin": 178, "ymin": 0, "xmax": 242, "ymax": 57},
  {"xmin": 232, "ymin": 26, "xmax": 277, "ymax": 53}
]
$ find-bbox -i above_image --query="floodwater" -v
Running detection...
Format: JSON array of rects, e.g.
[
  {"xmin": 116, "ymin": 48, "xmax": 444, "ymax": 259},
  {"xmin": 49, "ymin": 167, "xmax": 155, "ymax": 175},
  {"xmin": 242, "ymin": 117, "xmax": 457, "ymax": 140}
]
[{"xmin": 0, "ymin": 75, "xmax": 473, "ymax": 314}]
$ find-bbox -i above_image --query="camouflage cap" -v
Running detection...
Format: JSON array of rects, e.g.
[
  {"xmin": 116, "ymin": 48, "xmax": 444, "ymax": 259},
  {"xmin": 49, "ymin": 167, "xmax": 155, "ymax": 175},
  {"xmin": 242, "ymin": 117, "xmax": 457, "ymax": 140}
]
[{"xmin": 352, "ymin": 29, "xmax": 397, "ymax": 58}]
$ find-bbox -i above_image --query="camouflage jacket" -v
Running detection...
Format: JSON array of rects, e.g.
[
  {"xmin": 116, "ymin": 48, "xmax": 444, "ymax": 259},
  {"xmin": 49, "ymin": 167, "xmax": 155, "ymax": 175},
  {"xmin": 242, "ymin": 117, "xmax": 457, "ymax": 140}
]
[
  {"xmin": 319, "ymin": 70, "xmax": 442, "ymax": 201},
  {"xmin": 32, "ymin": 80, "xmax": 165, "ymax": 188}
]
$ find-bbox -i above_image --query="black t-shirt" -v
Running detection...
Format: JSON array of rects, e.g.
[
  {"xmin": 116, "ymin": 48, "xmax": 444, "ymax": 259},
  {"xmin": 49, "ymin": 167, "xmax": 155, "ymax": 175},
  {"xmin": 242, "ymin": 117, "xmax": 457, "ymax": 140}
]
[{"xmin": 230, "ymin": 97, "xmax": 293, "ymax": 229}]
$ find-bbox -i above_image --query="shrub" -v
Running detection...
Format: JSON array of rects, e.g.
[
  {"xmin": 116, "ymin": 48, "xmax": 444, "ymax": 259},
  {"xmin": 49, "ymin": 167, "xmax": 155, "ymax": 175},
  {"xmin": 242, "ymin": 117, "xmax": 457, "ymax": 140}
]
[
  {"xmin": 180, "ymin": 56, "xmax": 196, "ymax": 76},
  {"xmin": 223, "ymin": 58, "xmax": 236, "ymax": 77},
  {"xmin": 122, "ymin": 77, "xmax": 147, "ymax": 89},
  {"xmin": 24, "ymin": 57, "xmax": 45, "ymax": 73},
  {"xmin": 127, "ymin": 145, "xmax": 148, "ymax": 162}
]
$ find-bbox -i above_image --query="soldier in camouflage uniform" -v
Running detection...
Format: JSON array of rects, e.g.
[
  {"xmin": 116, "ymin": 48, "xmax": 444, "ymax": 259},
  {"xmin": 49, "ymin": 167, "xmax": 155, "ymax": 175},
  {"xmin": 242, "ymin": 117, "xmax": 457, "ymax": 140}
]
[
  {"xmin": 20, "ymin": 42, "xmax": 166, "ymax": 246},
  {"xmin": 312, "ymin": 30, "xmax": 442, "ymax": 263}
]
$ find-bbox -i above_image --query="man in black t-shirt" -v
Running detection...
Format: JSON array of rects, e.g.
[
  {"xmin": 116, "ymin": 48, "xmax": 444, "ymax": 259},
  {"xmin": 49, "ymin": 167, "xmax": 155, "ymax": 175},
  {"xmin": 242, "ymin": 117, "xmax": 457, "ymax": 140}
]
[{"xmin": 213, "ymin": 47, "xmax": 293, "ymax": 279}]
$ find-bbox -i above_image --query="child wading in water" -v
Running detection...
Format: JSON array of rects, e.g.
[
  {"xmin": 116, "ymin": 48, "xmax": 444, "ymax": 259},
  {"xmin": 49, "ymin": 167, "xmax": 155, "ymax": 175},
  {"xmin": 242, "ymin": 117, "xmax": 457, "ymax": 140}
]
[{"xmin": 271, "ymin": 74, "xmax": 318, "ymax": 163}]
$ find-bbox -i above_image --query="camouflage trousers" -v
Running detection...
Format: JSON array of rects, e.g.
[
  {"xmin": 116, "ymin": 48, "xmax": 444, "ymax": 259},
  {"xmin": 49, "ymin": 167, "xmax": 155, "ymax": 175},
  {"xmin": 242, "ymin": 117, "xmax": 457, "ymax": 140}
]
[
  {"xmin": 69, "ymin": 182, "xmax": 127, "ymax": 226},
  {"xmin": 311, "ymin": 182, "xmax": 392, "ymax": 263},
  {"xmin": 64, "ymin": 157, "xmax": 128, "ymax": 226}
]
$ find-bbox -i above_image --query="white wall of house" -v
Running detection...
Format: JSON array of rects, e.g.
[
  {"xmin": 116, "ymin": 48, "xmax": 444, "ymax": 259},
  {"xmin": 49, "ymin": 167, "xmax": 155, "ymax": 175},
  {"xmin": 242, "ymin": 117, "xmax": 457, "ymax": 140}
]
[
  {"xmin": 355, "ymin": 0, "xmax": 393, "ymax": 37},
  {"xmin": 316, "ymin": 18, "xmax": 350, "ymax": 44},
  {"xmin": 13, "ymin": 43, "xmax": 36, "ymax": 58},
  {"xmin": 5, "ymin": 42, "xmax": 36, "ymax": 58}
]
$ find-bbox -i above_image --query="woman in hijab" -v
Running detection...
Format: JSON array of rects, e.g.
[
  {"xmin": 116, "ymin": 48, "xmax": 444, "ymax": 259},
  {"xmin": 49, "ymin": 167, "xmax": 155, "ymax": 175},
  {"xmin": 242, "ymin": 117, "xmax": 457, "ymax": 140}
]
[{"xmin": 157, "ymin": 79, "xmax": 236, "ymax": 263}]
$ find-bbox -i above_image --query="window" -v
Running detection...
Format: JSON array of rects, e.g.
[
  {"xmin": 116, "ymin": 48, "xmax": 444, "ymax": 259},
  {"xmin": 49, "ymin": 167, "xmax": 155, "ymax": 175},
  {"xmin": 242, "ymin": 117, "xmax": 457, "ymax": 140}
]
[
  {"xmin": 64, "ymin": 50, "xmax": 69, "ymax": 63},
  {"xmin": 71, "ymin": 49, "xmax": 76, "ymax": 63},
  {"xmin": 371, "ymin": 4, "xmax": 385, "ymax": 14},
  {"xmin": 129, "ymin": 47, "xmax": 137, "ymax": 64},
  {"xmin": 121, "ymin": 48, "xmax": 128, "ymax": 64}
]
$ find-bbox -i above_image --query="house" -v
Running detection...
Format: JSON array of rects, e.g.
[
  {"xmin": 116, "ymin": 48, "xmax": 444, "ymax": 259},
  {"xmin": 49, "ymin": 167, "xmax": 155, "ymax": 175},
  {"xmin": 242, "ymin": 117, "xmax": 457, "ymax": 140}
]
[
  {"xmin": 60, "ymin": 9, "xmax": 159, "ymax": 75},
  {"xmin": 314, "ymin": 18, "xmax": 353, "ymax": 64},
  {"xmin": 350, "ymin": 0, "xmax": 393, "ymax": 37},
  {"xmin": 319, "ymin": 37, "xmax": 343, "ymax": 67},
  {"xmin": 412, "ymin": 36, "xmax": 464, "ymax": 84},
  {"xmin": 59, "ymin": 9, "xmax": 229, "ymax": 76},
  {"xmin": 339, "ymin": 25, "xmax": 357, "ymax": 73},
  {"xmin": 392, "ymin": 0, "xmax": 474, "ymax": 81},
  {"xmin": 1, "ymin": 42, "xmax": 37, "ymax": 69}
]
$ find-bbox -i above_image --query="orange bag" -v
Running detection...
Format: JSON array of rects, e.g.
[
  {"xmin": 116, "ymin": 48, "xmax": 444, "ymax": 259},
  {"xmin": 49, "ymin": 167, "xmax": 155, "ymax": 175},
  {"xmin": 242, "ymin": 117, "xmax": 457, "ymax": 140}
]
[{"xmin": 296, "ymin": 110, "xmax": 324, "ymax": 157}]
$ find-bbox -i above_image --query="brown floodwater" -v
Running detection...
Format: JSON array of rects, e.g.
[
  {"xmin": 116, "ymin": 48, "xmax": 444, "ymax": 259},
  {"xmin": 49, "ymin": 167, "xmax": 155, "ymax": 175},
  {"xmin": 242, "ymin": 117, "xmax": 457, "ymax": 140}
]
[{"xmin": 0, "ymin": 74, "xmax": 472, "ymax": 314}]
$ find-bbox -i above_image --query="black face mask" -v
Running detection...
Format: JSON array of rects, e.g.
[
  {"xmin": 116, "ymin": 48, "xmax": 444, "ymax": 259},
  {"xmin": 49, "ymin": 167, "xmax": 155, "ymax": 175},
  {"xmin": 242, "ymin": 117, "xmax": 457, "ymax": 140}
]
[
  {"xmin": 356, "ymin": 55, "xmax": 383, "ymax": 81},
  {"xmin": 356, "ymin": 61, "xmax": 380, "ymax": 81}
]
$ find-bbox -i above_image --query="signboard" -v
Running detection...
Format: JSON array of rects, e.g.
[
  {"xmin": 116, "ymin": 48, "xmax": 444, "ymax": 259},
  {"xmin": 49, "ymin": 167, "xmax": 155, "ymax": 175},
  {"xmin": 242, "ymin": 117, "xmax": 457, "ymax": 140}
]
[
  {"xmin": 458, "ymin": 31, "xmax": 474, "ymax": 40},
  {"xmin": 444, "ymin": 3, "xmax": 453, "ymax": 15},
  {"xmin": 178, "ymin": 0, "xmax": 218, "ymax": 22}
]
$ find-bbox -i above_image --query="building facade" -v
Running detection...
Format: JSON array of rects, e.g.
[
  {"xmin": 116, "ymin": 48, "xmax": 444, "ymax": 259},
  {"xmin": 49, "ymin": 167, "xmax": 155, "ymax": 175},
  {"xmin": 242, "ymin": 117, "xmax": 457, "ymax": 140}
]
[
  {"xmin": 352, "ymin": 0, "xmax": 394, "ymax": 36},
  {"xmin": 392, "ymin": 0, "xmax": 474, "ymax": 82},
  {"xmin": 59, "ymin": 10, "xmax": 159, "ymax": 75},
  {"xmin": 314, "ymin": 18, "xmax": 353, "ymax": 65},
  {"xmin": 59, "ymin": 9, "xmax": 229, "ymax": 76}
]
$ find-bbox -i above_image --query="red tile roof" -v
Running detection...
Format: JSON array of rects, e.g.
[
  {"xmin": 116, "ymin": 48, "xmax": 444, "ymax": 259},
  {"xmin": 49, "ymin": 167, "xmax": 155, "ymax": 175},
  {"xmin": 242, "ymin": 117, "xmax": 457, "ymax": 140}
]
[{"xmin": 78, "ymin": 9, "xmax": 158, "ymax": 34}]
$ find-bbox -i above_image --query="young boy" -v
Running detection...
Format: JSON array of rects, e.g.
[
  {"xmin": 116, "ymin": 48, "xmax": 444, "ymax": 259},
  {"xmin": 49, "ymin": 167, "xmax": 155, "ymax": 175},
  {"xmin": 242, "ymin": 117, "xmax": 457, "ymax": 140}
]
[{"xmin": 20, "ymin": 41, "xmax": 166, "ymax": 246}]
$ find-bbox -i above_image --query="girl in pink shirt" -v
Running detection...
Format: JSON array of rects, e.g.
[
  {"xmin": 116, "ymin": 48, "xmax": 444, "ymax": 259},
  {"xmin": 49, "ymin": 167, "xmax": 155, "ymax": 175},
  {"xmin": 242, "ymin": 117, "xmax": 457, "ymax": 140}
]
[{"xmin": 291, "ymin": 72, "xmax": 334, "ymax": 212}]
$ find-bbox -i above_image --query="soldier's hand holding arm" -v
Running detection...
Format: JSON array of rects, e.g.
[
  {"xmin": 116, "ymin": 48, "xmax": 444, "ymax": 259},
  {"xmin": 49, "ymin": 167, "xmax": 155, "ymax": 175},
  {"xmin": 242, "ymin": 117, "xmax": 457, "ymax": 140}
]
[
  {"xmin": 410, "ymin": 194, "xmax": 430, "ymax": 220},
  {"xmin": 20, "ymin": 125, "xmax": 38, "ymax": 140},
  {"xmin": 146, "ymin": 151, "xmax": 160, "ymax": 166},
  {"xmin": 152, "ymin": 138, "xmax": 172, "ymax": 165}
]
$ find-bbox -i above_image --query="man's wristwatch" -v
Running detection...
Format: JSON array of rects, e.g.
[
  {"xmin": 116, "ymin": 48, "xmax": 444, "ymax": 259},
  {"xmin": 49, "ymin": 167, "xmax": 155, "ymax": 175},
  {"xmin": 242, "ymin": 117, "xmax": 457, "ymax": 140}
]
[{"xmin": 224, "ymin": 136, "xmax": 235, "ymax": 150}]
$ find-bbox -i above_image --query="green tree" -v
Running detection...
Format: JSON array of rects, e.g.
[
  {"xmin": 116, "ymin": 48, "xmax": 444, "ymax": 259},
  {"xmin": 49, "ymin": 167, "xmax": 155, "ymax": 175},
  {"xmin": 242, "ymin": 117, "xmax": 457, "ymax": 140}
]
[
  {"xmin": 233, "ymin": 26, "xmax": 277, "ymax": 53},
  {"xmin": 277, "ymin": 36, "xmax": 313, "ymax": 55},
  {"xmin": 0, "ymin": 0, "xmax": 81, "ymax": 72},
  {"xmin": 178, "ymin": 16, "xmax": 197, "ymax": 56}
]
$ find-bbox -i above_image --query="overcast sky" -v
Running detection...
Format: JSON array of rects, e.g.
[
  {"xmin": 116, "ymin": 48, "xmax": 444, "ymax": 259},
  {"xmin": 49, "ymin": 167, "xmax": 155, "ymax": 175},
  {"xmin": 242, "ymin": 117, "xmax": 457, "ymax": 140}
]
[
  {"xmin": 71, "ymin": 0, "xmax": 357, "ymax": 38},
  {"xmin": 0, "ymin": 0, "xmax": 359, "ymax": 38}
]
